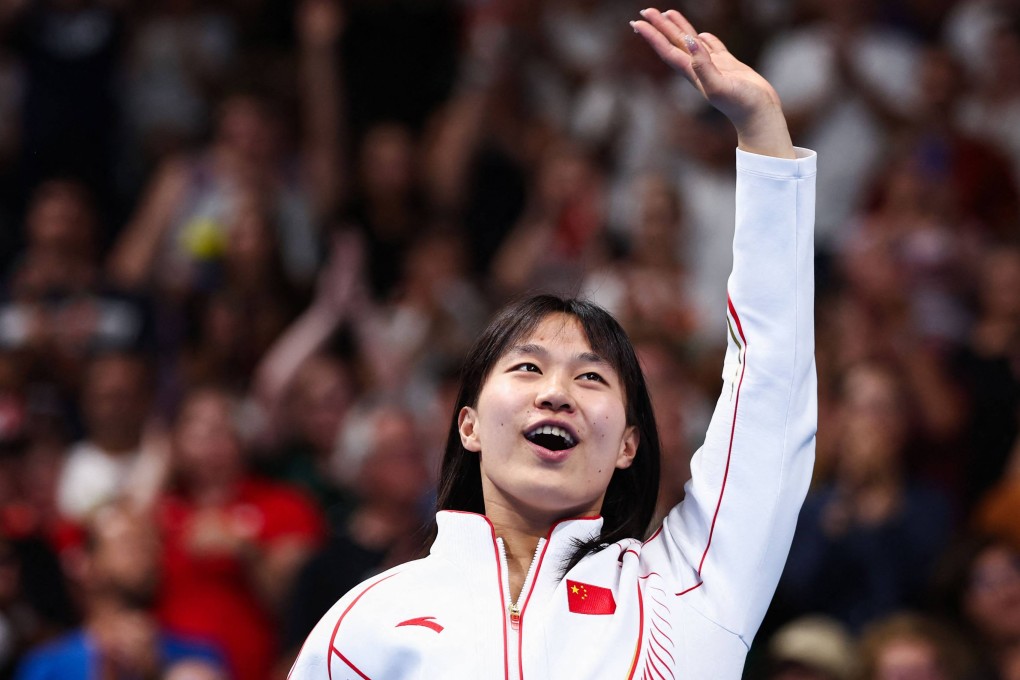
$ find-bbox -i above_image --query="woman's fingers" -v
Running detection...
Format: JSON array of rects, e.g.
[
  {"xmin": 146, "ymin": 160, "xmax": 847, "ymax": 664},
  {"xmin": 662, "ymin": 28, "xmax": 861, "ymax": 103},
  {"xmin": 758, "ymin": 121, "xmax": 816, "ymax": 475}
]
[
  {"xmin": 661, "ymin": 9, "xmax": 699, "ymax": 44},
  {"xmin": 697, "ymin": 31, "xmax": 728, "ymax": 55},
  {"xmin": 630, "ymin": 20, "xmax": 696, "ymax": 81},
  {"xmin": 631, "ymin": 10, "xmax": 709, "ymax": 97},
  {"xmin": 640, "ymin": 7, "xmax": 691, "ymax": 53}
]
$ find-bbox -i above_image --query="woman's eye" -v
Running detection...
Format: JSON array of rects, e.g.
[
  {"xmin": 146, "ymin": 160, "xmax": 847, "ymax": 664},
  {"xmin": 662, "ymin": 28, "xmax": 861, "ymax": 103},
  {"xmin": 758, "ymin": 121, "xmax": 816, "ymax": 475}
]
[
  {"xmin": 579, "ymin": 372, "xmax": 606, "ymax": 383},
  {"xmin": 513, "ymin": 363, "xmax": 540, "ymax": 373}
]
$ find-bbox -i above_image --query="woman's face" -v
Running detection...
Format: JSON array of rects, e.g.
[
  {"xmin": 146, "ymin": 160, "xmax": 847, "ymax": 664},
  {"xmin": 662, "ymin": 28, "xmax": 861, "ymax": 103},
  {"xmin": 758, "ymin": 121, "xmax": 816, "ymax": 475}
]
[
  {"xmin": 458, "ymin": 313, "xmax": 638, "ymax": 526},
  {"xmin": 964, "ymin": 544, "xmax": 1020, "ymax": 643}
]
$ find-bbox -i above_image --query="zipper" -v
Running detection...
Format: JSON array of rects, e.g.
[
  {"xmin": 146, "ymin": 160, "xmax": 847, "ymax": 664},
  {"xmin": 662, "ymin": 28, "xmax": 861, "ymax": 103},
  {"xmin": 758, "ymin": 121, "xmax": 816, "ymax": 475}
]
[{"xmin": 496, "ymin": 537, "xmax": 545, "ymax": 632}]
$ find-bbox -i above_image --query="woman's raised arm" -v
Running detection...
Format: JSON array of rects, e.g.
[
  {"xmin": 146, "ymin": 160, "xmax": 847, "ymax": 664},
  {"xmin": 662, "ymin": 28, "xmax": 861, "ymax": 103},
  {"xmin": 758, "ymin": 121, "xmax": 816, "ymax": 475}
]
[{"xmin": 632, "ymin": 7, "xmax": 817, "ymax": 646}]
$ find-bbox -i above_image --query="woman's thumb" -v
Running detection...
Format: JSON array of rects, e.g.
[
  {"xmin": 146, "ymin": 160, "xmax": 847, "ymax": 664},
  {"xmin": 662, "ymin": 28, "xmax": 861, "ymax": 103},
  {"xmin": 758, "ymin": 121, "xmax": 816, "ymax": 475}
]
[{"xmin": 685, "ymin": 34, "xmax": 723, "ymax": 95}]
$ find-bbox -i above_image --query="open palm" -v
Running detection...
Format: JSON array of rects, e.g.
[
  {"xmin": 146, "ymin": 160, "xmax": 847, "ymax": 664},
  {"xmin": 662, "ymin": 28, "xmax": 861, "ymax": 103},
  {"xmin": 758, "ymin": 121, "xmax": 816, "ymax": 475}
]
[{"xmin": 632, "ymin": 8, "xmax": 794, "ymax": 158}]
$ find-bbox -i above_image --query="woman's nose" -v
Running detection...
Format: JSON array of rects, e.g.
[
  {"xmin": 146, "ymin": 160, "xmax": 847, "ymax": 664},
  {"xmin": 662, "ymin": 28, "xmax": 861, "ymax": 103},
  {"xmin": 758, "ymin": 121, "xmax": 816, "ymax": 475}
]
[{"xmin": 535, "ymin": 374, "xmax": 574, "ymax": 412}]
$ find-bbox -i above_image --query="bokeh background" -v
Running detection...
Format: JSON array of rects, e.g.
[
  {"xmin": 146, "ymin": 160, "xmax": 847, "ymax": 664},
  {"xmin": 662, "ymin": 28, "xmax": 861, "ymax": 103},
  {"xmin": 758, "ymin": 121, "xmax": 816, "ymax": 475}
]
[{"xmin": 0, "ymin": 0, "xmax": 1018, "ymax": 678}]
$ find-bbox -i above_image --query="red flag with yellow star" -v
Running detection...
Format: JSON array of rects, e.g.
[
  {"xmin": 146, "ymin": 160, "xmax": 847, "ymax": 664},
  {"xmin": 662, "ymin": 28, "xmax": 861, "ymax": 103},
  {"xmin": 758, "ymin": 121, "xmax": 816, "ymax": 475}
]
[{"xmin": 565, "ymin": 580, "xmax": 616, "ymax": 615}]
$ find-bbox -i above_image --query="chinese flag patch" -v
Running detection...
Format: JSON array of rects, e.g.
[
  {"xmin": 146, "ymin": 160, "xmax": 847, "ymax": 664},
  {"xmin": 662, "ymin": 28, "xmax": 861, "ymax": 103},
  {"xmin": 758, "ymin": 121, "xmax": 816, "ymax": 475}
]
[{"xmin": 566, "ymin": 579, "xmax": 616, "ymax": 615}]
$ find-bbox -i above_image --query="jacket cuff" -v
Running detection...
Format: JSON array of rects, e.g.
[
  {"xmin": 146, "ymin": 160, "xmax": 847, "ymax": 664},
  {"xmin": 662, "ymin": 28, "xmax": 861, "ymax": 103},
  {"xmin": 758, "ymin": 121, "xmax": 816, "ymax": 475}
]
[{"xmin": 736, "ymin": 147, "xmax": 817, "ymax": 179}]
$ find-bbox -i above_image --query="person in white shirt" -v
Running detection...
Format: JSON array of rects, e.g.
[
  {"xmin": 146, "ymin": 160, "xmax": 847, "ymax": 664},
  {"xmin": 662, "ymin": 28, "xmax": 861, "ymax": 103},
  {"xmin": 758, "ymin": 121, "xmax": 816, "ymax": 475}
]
[
  {"xmin": 290, "ymin": 7, "xmax": 817, "ymax": 678},
  {"xmin": 56, "ymin": 351, "xmax": 164, "ymax": 521}
]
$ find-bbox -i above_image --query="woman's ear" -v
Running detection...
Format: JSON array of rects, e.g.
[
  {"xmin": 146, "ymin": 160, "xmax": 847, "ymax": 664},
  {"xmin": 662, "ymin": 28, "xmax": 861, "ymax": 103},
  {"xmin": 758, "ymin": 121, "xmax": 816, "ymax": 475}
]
[
  {"xmin": 615, "ymin": 425, "xmax": 639, "ymax": 469},
  {"xmin": 458, "ymin": 406, "xmax": 482, "ymax": 452}
]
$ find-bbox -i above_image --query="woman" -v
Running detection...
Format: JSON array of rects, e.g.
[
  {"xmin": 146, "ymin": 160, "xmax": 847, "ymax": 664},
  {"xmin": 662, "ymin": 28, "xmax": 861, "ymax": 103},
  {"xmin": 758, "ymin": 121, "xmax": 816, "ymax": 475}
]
[{"xmin": 290, "ymin": 7, "xmax": 817, "ymax": 678}]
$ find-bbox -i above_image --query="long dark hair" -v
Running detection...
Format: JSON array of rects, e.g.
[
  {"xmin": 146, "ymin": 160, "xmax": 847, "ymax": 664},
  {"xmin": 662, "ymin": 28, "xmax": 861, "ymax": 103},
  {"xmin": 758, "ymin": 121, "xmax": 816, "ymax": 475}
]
[{"xmin": 435, "ymin": 295, "xmax": 662, "ymax": 569}]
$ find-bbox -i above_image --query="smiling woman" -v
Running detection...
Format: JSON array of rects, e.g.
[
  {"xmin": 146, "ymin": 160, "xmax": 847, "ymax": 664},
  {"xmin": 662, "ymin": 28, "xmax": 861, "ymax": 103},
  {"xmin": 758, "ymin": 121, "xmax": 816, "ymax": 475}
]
[
  {"xmin": 443, "ymin": 299, "xmax": 660, "ymax": 584},
  {"xmin": 289, "ymin": 7, "xmax": 817, "ymax": 679}
]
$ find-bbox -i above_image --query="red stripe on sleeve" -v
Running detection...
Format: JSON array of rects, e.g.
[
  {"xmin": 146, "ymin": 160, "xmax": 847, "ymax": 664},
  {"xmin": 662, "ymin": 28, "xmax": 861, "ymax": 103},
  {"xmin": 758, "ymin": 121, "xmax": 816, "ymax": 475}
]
[{"xmin": 697, "ymin": 298, "xmax": 747, "ymax": 575}]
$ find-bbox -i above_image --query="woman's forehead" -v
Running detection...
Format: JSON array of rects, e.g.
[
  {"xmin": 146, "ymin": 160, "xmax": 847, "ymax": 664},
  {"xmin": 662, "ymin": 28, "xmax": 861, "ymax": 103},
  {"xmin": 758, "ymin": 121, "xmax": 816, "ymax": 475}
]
[{"xmin": 505, "ymin": 313, "xmax": 600, "ymax": 358}]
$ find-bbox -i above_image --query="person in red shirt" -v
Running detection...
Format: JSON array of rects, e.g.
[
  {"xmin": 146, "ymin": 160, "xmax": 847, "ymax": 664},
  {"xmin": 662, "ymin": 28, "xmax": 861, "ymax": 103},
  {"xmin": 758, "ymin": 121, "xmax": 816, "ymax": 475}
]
[{"xmin": 156, "ymin": 386, "xmax": 324, "ymax": 680}]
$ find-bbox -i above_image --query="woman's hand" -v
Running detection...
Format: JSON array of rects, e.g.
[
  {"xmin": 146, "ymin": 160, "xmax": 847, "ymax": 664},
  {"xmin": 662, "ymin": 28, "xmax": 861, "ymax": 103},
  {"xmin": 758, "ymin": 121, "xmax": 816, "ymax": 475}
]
[{"xmin": 631, "ymin": 8, "xmax": 795, "ymax": 159}]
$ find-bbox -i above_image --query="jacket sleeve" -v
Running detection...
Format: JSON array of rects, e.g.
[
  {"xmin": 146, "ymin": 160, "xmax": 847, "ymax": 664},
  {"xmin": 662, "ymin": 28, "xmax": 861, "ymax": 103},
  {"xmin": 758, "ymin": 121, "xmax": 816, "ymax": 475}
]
[{"xmin": 654, "ymin": 147, "xmax": 817, "ymax": 645}]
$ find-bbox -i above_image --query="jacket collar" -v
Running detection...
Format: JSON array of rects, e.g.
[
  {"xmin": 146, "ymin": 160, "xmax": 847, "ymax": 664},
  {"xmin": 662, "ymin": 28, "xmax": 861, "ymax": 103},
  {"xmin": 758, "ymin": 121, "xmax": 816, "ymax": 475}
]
[{"xmin": 430, "ymin": 510, "xmax": 605, "ymax": 575}]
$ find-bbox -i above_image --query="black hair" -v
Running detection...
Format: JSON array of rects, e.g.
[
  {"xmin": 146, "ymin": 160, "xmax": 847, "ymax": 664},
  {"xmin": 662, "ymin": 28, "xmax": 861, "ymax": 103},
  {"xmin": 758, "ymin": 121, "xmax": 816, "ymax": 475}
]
[{"xmin": 435, "ymin": 294, "xmax": 662, "ymax": 571}]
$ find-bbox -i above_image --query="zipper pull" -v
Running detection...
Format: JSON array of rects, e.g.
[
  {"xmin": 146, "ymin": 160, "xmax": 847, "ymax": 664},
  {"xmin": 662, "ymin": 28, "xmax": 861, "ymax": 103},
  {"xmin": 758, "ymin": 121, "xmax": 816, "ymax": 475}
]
[{"xmin": 509, "ymin": 603, "xmax": 521, "ymax": 630}]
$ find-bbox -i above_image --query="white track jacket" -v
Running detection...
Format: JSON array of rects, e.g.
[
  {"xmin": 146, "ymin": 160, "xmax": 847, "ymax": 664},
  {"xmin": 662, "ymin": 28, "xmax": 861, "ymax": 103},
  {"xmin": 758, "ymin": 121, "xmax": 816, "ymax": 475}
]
[{"xmin": 290, "ymin": 147, "xmax": 818, "ymax": 679}]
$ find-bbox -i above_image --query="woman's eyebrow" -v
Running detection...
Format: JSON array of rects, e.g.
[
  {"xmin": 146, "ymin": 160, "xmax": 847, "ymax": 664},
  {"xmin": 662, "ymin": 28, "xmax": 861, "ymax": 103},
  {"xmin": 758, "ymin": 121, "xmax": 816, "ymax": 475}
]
[
  {"xmin": 507, "ymin": 343, "xmax": 546, "ymax": 358},
  {"xmin": 577, "ymin": 351, "xmax": 608, "ymax": 365},
  {"xmin": 507, "ymin": 344, "xmax": 608, "ymax": 365}
]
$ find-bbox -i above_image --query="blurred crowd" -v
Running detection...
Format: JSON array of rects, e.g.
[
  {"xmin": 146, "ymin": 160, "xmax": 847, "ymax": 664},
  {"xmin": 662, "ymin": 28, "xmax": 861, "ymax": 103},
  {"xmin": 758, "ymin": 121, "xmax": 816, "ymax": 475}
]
[{"xmin": 0, "ymin": 0, "xmax": 1018, "ymax": 678}]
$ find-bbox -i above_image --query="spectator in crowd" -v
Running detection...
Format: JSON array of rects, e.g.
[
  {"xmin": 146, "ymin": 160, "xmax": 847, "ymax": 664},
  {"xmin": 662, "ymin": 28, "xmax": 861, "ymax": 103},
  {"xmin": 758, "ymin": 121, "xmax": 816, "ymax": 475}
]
[
  {"xmin": 344, "ymin": 120, "xmax": 424, "ymax": 301},
  {"xmin": 0, "ymin": 351, "xmax": 79, "ymax": 554},
  {"xmin": 281, "ymin": 402, "xmax": 431, "ymax": 668},
  {"xmin": 107, "ymin": 89, "xmax": 320, "ymax": 296},
  {"xmin": 248, "ymin": 231, "xmax": 365, "ymax": 524},
  {"xmin": 13, "ymin": 502, "xmax": 224, "ymax": 680},
  {"xmin": 155, "ymin": 386, "xmax": 324, "ymax": 680},
  {"xmin": 764, "ymin": 615, "xmax": 858, "ymax": 680},
  {"xmin": 1, "ymin": 180, "xmax": 149, "ymax": 393},
  {"xmin": 107, "ymin": 0, "xmax": 347, "ymax": 297},
  {"xmin": 896, "ymin": 44, "xmax": 1019, "ymax": 239},
  {"xmin": 583, "ymin": 171, "xmax": 698, "ymax": 339},
  {"xmin": 857, "ymin": 612, "xmax": 979, "ymax": 680},
  {"xmin": 491, "ymin": 139, "xmax": 608, "ymax": 299},
  {"xmin": 757, "ymin": 0, "xmax": 922, "ymax": 248},
  {"xmin": 123, "ymin": 0, "xmax": 237, "ymax": 167},
  {"xmin": 958, "ymin": 16, "xmax": 1020, "ymax": 190},
  {"xmin": 935, "ymin": 533, "xmax": 1020, "ymax": 679},
  {"xmin": 2, "ymin": 0, "xmax": 1020, "ymax": 675},
  {"xmin": 56, "ymin": 351, "xmax": 164, "ymax": 524},
  {"xmin": 253, "ymin": 351, "xmax": 359, "ymax": 525},
  {"xmin": 168, "ymin": 186, "xmax": 306, "ymax": 401},
  {"xmin": 357, "ymin": 228, "xmax": 488, "ymax": 393},
  {"xmin": 776, "ymin": 361, "xmax": 953, "ymax": 631}
]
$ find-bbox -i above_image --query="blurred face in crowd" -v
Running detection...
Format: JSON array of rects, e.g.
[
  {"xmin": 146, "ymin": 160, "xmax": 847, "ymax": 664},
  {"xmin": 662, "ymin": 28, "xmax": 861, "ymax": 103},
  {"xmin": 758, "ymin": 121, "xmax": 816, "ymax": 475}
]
[
  {"xmin": 87, "ymin": 504, "xmax": 161, "ymax": 607},
  {"xmin": 26, "ymin": 180, "xmax": 95, "ymax": 258},
  {"xmin": 173, "ymin": 390, "xmax": 243, "ymax": 487},
  {"xmin": 16, "ymin": 180, "xmax": 98, "ymax": 296},
  {"xmin": 288, "ymin": 355, "xmax": 355, "ymax": 456},
  {"xmin": 841, "ymin": 236, "xmax": 905, "ymax": 308},
  {"xmin": 837, "ymin": 363, "xmax": 909, "ymax": 478},
  {"xmin": 631, "ymin": 173, "xmax": 681, "ymax": 266},
  {"xmin": 358, "ymin": 409, "xmax": 429, "ymax": 510},
  {"xmin": 536, "ymin": 142, "xmax": 596, "ymax": 208},
  {"xmin": 359, "ymin": 123, "xmax": 415, "ymax": 201},
  {"xmin": 404, "ymin": 234, "xmax": 466, "ymax": 303},
  {"xmin": 964, "ymin": 543, "xmax": 1020, "ymax": 645},
  {"xmin": 871, "ymin": 637, "xmax": 948, "ymax": 680},
  {"xmin": 216, "ymin": 95, "xmax": 279, "ymax": 163},
  {"xmin": 82, "ymin": 354, "xmax": 151, "ymax": 452}
]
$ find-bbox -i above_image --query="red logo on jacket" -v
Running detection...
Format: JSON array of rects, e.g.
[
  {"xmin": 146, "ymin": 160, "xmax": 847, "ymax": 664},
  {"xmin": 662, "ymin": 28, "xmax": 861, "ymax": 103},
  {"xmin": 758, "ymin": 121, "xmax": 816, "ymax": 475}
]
[{"xmin": 566, "ymin": 580, "xmax": 616, "ymax": 615}]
